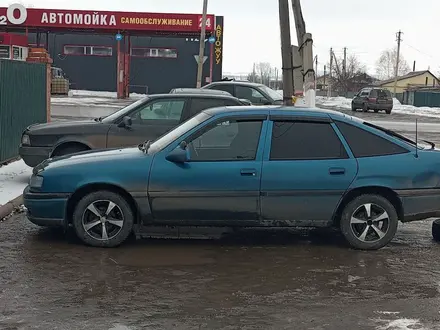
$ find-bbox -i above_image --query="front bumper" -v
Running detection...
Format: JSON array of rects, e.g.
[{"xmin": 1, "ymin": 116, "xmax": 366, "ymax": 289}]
[
  {"xmin": 19, "ymin": 145, "xmax": 52, "ymax": 167},
  {"xmin": 23, "ymin": 186, "xmax": 70, "ymax": 227}
]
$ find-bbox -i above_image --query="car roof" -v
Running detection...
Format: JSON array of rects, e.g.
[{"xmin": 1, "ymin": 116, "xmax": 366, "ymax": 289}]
[
  {"xmin": 203, "ymin": 105, "xmax": 356, "ymax": 121},
  {"xmin": 148, "ymin": 93, "xmax": 238, "ymax": 100},
  {"xmin": 206, "ymin": 81, "xmax": 265, "ymax": 88},
  {"xmin": 170, "ymin": 88, "xmax": 231, "ymax": 96}
]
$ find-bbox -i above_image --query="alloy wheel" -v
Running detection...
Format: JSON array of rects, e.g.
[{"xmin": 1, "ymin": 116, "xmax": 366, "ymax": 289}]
[
  {"xmin": 82, "ymin": 200, "xmax": 124, "ymax": 241},
  {"xmin": 350, "ymin": 203, "xmax": 390, "ymax": 243}
]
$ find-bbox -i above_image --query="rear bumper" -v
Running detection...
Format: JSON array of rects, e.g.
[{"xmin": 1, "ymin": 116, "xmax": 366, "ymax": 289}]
[
  {"xmin": 368, "ymin": 103, "xmax": 393, "ymax": 111},
  {"xmin": 19, "ymin": 145, "xmax": 51, "ymax": 167},
  {"xmin": 398, "ymin": 189, "xmax": 440, "ymax": 222},
  {"xmin": 23, "ymin": 186, "xmax": 69, "ymax": 227}
]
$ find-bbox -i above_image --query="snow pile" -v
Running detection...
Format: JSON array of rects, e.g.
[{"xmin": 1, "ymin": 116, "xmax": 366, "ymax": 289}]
[
  {"xmin": 0, "ymin": 160, "xmax": 31, "ymax": 206},
  {"xmin": 316, "ymin": 96, "xmax": 440, "ymax": 119},
  {"xmin": 51, "ymin": 90, "xmax": 146, "ymax": 108}
]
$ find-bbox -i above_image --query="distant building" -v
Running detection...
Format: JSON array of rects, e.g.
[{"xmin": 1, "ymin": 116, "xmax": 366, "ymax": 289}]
[{"xmin": 375, "ymin": 70, "xmax": 440, "ymax": 94}]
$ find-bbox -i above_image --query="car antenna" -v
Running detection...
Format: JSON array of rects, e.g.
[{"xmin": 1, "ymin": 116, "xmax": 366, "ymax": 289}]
[{"xmin": 415, "ymin": 118, "xmax": 419, "ymax": 158}]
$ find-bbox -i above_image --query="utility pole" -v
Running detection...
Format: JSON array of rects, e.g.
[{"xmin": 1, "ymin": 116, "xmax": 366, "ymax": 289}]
[
  {"xmin": 343, "ymin": 47, "xmax": 347, "ymax": 77},
  {"xmin": 393, "ymin": 30, "xmax": 402, "ymax": 96},
  {"xmin": 323, "ymin": 64, "xmax": 326, "ymax": 91},
  {"xmin": 314, "ymin": 55, "xmax": 318, "ymax": 89},
  {"xmin": 196, "ymin": 0, "xmax": 208, "ymax": 88},
  {"xmin": 279, "ymin": 0, "xmax": 294, "ymax": 105},
  {"xmin": 413, "ymin": 60, "xmax": 416, "ymax": 72},
  {"xmin": 328, "ymin": 47, "xmax": 333, "ymax": 97}
]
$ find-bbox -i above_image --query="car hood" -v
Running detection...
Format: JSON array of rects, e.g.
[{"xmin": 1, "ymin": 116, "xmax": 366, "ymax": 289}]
[
  {"xmin": 26, "ymin": 119, "xmax": 106, "ymax": 134},
  {"xmin": 34, "ymin": 147, "xmax": 149, "ymax": 172}
]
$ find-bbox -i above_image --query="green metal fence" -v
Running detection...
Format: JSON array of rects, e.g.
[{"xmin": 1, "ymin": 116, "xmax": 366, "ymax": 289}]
[{"xmin": 0, "ymin": 60, "xmax": 47, "ymax": 163}]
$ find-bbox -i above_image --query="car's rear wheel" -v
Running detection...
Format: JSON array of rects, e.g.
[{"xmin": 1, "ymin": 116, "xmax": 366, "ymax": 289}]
[
  {"xmin": 374, "ymin": 109, "xmax": 379, "ymax": 113},
  {"xmin": 385, "ymin": 109, "xmax": 392, "ymax": 114},
  {"xmin": 362, "ymin": 103, "xmax": 369, "ymax": 112},
  {"xmin": 340, "ymin": 194, "xmax": 398, "ymax": 250},
  {"xmin": 72, "ymin": 191, "xmax": 134, "ymax": 247},
  {"xmin": 432, "ymin": 219, "xmax": 440, "ymax": 242}
]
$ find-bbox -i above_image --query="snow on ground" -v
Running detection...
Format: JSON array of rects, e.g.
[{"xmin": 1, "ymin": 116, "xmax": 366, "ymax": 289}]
[
  {"xmin": 51, "ymin": 89, "xmax": 146, "ymax": 108},
  {"xmin": 316, "ymin": 96, "xmax": 440, "ymax": 119},
  {"xmin": 0, "ymin": 160, "xmax": 31, "ymax": 206}
]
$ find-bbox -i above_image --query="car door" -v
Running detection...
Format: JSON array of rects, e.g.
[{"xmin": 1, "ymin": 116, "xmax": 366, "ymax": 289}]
[
  {"xmin": 106, "ymin": 97, "xmax": 189, "ymax": 148},
  {"xmin": 148, "ymin": 113, "xmax": 269, "ymax": 225},
  {"xmin": 260, "ymin": 115, "xmax": 358, "ymax": 226}
]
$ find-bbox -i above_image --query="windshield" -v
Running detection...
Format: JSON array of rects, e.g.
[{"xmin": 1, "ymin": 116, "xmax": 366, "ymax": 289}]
[
  {"xmin": 148, "ymin": 112, "xmax": 212, "ymax": 153},
  {"xmin": 101, "ymin": 97, "xmax": 149, "ymax": 123},
  {"xmin": 259, "ymin": 85, "xmax": 282, "ymax": 101}
]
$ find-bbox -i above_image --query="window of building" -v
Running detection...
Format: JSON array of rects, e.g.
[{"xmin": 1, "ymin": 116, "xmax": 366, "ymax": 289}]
[
  {"xmin": 188, "ymin": 119, "xmax": 263, "ymax": 161},
  {"xmin": 0, "ymin": 45, "xmax": 10, "ymax": 59},
  {"xmin": 269, "ymin": 121, "xmax": 348, "ymax": 160},
  {"xmin": 130, "ymin": 47, "xmax": 178, "ymax": 58},
  {"xmin": 63, "ymin": 45, "xmax": 113, "ymax": 56},
  {"xmin": 334, "ymin": 121, "xmax": 409, "ymax": 158}
]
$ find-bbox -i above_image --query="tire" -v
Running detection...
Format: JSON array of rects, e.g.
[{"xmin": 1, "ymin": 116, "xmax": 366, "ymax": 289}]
[
  {"xmin": 362, "ymin": 103, "xmax": 369, "ymax": 112},
  {"xmin": 432, "ymin": 219, "xmax": 440, "ymax": 242},
  {"xmin": 53, "ymin": 144, "xmax": 89, "ymax": 157},
  {"xmin": 351, "ymin": 104, "xmax": 357, "ymax": 111},
  {"xmin": 339, "ymin": 194, "xmax": 399, "ymax": 250},
  {"xmin": 385, "ymin": 109, "xmax": 392, "ymax": 114},
  {"xmin": 374, "ymin": 109, "xmax": 379, "ymax": 113},
  {"xmin": 72, "ymin": 190, "xmax": 135, "ymax": 248}
]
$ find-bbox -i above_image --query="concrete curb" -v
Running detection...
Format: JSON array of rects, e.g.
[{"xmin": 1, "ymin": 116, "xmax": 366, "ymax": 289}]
[{"xmin": 0, "ymin": 195, "xmax": 24, "ymax": 220}]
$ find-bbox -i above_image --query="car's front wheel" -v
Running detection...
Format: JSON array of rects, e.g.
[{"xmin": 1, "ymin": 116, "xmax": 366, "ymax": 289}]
[
  {"xmin": 339, "ymin": 194, "xmax": 398, "ymax": 250},
  {"xmin": 72, "ymin": 190, "xmax": 135, "ymax": 247}
]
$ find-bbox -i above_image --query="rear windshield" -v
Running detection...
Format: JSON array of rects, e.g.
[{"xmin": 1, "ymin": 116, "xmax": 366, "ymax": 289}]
[{"xmin": 377, "ymin": 89, "xmax": 391, "ymax": 98}]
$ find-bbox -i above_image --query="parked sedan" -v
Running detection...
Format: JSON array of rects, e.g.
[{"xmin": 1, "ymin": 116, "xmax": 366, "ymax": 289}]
[
  {"xmin": 19, "ymin": 93, "xmax": 246, "ymax": 167},
  {"xmin": 24, "ymin": 107, "xmax": 440, "ymax": 250}
]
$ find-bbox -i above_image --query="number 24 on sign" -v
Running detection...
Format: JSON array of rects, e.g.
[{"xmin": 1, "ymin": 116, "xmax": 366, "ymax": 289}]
[{"xmin": 198, "ymin": 17, "xmax": 211, "ymax": 28}]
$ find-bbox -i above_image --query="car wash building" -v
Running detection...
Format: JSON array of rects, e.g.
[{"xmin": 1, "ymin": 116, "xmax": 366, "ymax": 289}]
[{"xmin": 0, "ymin": 4, "xmax": 224, "ymax": 96}]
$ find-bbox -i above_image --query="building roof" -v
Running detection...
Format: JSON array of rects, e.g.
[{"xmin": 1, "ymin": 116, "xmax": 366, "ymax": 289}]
[{"xmin": 375, "ymin": 70, "xmax": 439, "ymax": 86}]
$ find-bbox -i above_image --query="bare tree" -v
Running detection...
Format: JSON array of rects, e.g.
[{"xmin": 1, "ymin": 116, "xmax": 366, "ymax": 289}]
[
  {"xmin": 375, "ymin": 48, "xmax": 410, "ymax": 80},
  {"xmin": 330, "ymin": 54, "xmax": 371, "ymax": 94},
  {"xmin": 256, "ymin": 62, "xmax": 272, "ymax": 86}
]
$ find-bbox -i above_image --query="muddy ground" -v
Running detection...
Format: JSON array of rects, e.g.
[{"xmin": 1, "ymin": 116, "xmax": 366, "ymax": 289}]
[{"xmin": 1, "ymin": 216, "xmax": 440, "ymax": 330}]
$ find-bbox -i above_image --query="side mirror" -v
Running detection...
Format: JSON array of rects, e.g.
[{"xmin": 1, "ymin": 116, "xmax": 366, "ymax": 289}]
[
  {"xmin": 166, "ymin": 141, "xmax": 188, "ymax": 163},
  {"xmin": 118, "ymin": 116, "xmax": 132, "ymax": 128}
]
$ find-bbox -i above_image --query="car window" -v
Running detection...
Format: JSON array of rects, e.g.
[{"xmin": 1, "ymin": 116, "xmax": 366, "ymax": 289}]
[
  {"xmin": 189, "ymin": 98, "xmax": 236, "ymax": 117},
  {"xmin": 131, "ymin": 99, "xmax": 185, "ymax": 125},
  {"xmin": 360, "ymin": 91, "xmax": 369, "ymax": 97},
  {"xmin": 369, "ymin": 89, "xmax": 377, "ymax": 97},
  {"xmin": 236, "ymin": 86, "xmax": 268, "ymax": 104},
  {"xmin": 187, "ymin": 119, "xmax": 263, "ymax": 161},
  {"xmin": 270, "ymin": 121, "xmax": 348, "ymax": 160},
  {"xmin": 206, "ymin": 84, "xmax": 234, "ymax": 95},
  {"xmin": 377, "ymin": 89, "xmax": 391, "ymax": 98},
  {"xmin": 334, "ymin": 121, "xmax": 409, "ymax": 158}
]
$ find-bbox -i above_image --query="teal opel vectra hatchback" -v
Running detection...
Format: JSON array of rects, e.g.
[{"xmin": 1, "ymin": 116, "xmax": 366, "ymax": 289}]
[{"xmin": 23, "ymin": 106, "xmax": 440, "ymax": 250}]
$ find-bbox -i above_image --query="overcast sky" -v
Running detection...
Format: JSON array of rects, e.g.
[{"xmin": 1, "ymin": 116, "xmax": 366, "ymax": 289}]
[{"xmin": 4, "ymin": 0, "xmax": 439, "ymax": 76}]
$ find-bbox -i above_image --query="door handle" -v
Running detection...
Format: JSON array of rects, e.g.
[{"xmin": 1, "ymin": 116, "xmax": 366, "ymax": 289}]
[
  {"xmin": 329, "ymin": 167, "xmax": 345, "ymax": 175},
  {"xmin": 240, "ymin": 169, "xmax": 257, "ymax": 176}
]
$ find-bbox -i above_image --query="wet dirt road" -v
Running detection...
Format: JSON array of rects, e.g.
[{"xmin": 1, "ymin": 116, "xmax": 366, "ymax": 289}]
[{"xmin": 2, "ymin": 215, "xmax": 440, "ymax": 329}]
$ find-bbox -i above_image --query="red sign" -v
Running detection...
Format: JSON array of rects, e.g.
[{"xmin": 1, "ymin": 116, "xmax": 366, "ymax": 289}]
[{"xmin": 0, "ymin": 4, "xmax": 214, "ymax": 33}]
